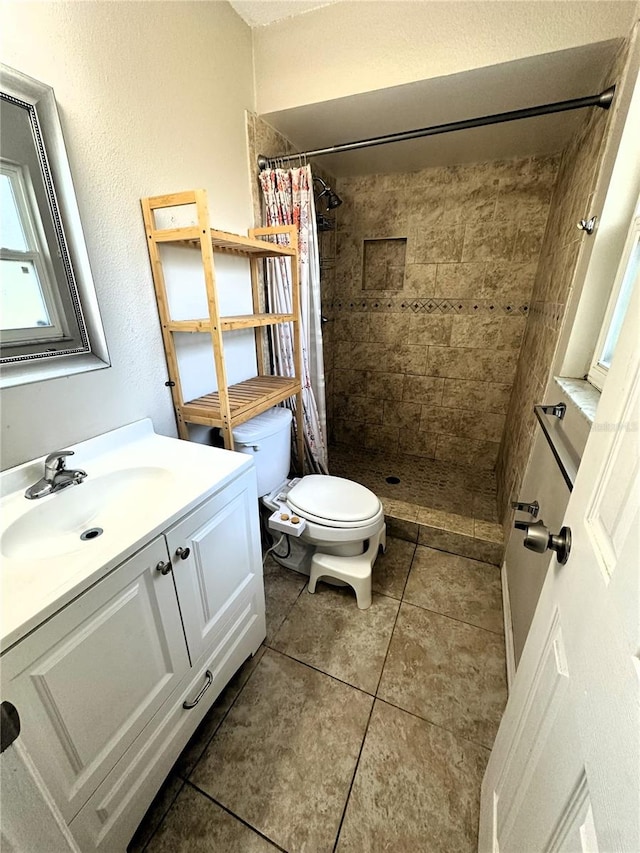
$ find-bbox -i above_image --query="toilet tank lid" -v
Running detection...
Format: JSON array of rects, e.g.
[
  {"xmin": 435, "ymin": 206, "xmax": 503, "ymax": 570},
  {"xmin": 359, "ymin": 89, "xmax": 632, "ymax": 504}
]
[{"xmin": 232, "ymin": 407, "xmax": 292, "ymax": 444}]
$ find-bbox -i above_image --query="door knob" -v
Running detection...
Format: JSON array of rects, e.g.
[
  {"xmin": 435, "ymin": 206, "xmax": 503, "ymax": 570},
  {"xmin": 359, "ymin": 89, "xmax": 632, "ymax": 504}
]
[
  {"xmin": 175, "ymin": 546, "xmax": 190, "ymax": 560},
  {"xmin": 156, "ymin": 560, "xmax": 171, "ymax": 575},
  {"xmin": 514, "ymin": 519, "xmax": 572, "ymax": 565}
]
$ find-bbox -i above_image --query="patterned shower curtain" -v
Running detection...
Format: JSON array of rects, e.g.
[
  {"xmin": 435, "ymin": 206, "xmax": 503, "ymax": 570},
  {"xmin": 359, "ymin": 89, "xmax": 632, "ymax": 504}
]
[{"xmin": 259, "ymin": 165, "xmax": 328, "ymax": 473}]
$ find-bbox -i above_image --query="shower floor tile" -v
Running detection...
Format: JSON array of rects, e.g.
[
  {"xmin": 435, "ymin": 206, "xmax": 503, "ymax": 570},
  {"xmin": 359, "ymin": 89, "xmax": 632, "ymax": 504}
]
[
  {"xmin": 329, "ymin": 444, "xmax": 503, "ymax": 563},
  {"xmin": 329, "ymin": 444, "xmax": 497, "ymax": 516}
]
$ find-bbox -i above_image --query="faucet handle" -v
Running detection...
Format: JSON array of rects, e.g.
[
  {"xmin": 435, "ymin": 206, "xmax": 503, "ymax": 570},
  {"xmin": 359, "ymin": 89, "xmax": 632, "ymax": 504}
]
[{"xmin": 44, "ymin": 449, "xmax": 74, "ymax": 478}]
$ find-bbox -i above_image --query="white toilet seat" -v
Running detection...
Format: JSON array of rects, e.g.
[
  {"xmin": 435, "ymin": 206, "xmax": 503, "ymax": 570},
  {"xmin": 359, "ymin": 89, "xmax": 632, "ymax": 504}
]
[{"xmin": 287, "ymin": 475, "xmax": 381, "ymax": 529}]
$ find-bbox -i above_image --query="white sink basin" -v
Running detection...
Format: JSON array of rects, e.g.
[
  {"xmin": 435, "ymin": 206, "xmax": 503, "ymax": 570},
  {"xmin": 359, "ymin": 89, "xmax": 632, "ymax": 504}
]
[{"xmin": 1, "ymin": 467, "xmax": 174, "ymax": 560}]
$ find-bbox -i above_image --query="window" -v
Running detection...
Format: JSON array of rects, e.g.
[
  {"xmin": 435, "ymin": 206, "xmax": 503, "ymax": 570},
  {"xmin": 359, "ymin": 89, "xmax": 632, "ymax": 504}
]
[
  {"xmin": 0, "ymin": 160, "xmax": 66, "ymax": 345},
  {"xmin": 588, "ymin": 209, "xmax": 640, "ymax": 391}
]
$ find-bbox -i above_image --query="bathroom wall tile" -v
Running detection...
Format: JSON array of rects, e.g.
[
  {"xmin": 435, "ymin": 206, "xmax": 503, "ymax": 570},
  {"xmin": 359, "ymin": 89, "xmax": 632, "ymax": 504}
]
[
  {"xmin": 272, "ymin": 587, "xmax": 399, "ymax": 694},
  {"xmin": 398, "ymin": 431, "xmax": 438, "ymax": 459},
  {"xmin": 402, "ymin": 344, "xmax": 429, "ymax": 375},
  {"xmin": 144, "ymin": 784, "xmax": 278, "ymax": 852},
  {"xmin": 434, "ymin": 262, "xmax": 486, "ymax": 298},
  {"xmin": 380, "ymin": 496, "xmax": 419, "ymax": 523},
  {"xmin": 417, "ymin": 526, "xmax": 503, "ymax": 566},
  {"xmin": 414, "ymin": 221, "xmax": 465, "ymax": 264},
  {"xmin": 435, "ymin": 434, "xmax": 500, "ymax": 468},
  {"xmin": 367, "ymin": 370, "xmax": 405, "ymax": 401},
  {"xmin": 512, "ymin": 225, "xmax": 545, "ymax": 263},
  {"xmin": 404, "ymin": 546, "xmax": 504, "ymax": 634},
  {"xmin": 482, "ymin": 261, "xmax": 537, "ymax": 302},
  {"xmin": 462, "ymin": 220, "xmax": 517, "ymax": 262},
  {"xmin": 457, "ymin": 411, "xmax": 507, "ymax": 444},
  {"xmin": 378, "ymin": 603, "xmax": 507, "ymax": 747},
  {"xmin": 402, "ymin": 375, "xmax": 445, "ymax": 406},
  {"xmin": 369, "ymin": 313, "xmax": 411, "ymax": 343},
  {"xmin": 419, "ymin": 406, "xmax": 462, "ymax": 436},
  {"xmin": 333, "ymin": 418, "xmax": 366, "ymax": 447},
  {"xmin": 427, "ymin": 347, "xmax": 518, "ymax": 383},
  {"xmin": 473, "ymin": 493, "xmax": 499, "ymax": 524},
  {"xmin": 407, "ymin": 314, "xmax": 453, "ymax": 346},
  {"xmin": 403, "ymin": 263, "xmax": 437, "ymax": 295},
  {"xmin": 365, "ymin": 423, "xmax": 400, "ymax": 453},
  {"xmin": 333, "ymin": 314, "xmax": 370, "ymax": 342},
  {"xmin": 190, "ymin": 649, "xmax": 372, "ymax": 853},
  {"xmin": 441, "ymin": 378, "xmax": 512, "ymax": 414},
  {"xmin": 335, "ymin": 700, "xmax": 488, "ymax": 853},
  {"xmin": 386, "ymin": 517, "xmax": 419, "ymax": 543},
  {"xmin": 416, "ymin": 507, "xmax": 474, "ymax": 536},
  {"xmin": 334, "ymin": 368, "xmax": 368, "ymax": 396},
  {"xmin": 473, "ymin": 520, "xmax": 505, "ymax": 544},
  {"xmin": 335, "ymin": 394, "xmax": 384, "ymax": 425},
  {"xmin": 384, "ymin": 400, "xmax": 422, "ymax": 432},
  {"xmin": 372, "ymin": 536, "xmax": 416, "ymax": 599},
  {"xmin": 330, "ymin": 153, "xmax": 558, "ymax": 462},
  {"xmin": 450, "ymin": 316, "xmax": 526, "ymax": 351}
]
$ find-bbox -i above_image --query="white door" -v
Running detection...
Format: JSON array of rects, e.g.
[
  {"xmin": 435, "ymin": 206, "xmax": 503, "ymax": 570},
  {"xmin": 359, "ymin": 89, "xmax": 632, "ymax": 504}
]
[
  {"xmin": 166, "ymin": 468, "xmax": 265, "ymax": 665},
  {"xmin": 479, "ymin": 277, "xmax": 640, "ymax": 847},
  {"xmin": 1, "ymin": 536, "xmax": 190, "ymax": 823}
]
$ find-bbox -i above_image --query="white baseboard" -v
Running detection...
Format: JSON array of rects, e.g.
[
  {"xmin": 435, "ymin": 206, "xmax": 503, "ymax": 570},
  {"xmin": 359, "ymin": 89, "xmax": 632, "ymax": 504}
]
[{"xmin": 501, "ymin": 560, "xmax": 516, "ymax": 691}]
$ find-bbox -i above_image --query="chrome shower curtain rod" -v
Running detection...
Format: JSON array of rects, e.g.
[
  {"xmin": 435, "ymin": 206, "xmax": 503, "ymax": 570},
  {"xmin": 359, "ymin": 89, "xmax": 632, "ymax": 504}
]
[{"xmin": 257, "ymin": 86, "xmax": 615, "ymax": 170}]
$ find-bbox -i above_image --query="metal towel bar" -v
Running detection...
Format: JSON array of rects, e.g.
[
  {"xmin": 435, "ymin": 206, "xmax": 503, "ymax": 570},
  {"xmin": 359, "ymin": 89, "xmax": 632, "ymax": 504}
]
[{"xmin": 533, "ymin": 403, "xmax": 576, "ymax": 491}]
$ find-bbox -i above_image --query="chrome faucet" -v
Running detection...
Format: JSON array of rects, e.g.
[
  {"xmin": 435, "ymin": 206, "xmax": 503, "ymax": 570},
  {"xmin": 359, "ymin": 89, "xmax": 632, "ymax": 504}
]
[{"xmin": 25, "ymin": 450, "xmax": 87, "ymax": 500}]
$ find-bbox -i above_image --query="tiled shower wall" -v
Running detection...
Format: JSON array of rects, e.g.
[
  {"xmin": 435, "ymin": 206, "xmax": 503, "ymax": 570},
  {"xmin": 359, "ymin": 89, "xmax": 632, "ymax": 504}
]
[
  {"xmin": 328, "ymin": 156, "xmax": 559, "ymax": 468},
  {"xmin": 495, "ymin": 33, "xmax": 633, "ymax": 524}
]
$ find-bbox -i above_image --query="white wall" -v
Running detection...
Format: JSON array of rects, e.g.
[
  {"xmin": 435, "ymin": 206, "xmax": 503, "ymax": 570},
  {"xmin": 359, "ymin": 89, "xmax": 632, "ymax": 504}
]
[
  {"xmin": 253, "ymin": 0, "xmax": 638, "ymax": 113},
  {"xmin": 0, "ymin": 1, "xmax": 254, "ymax": 469}
]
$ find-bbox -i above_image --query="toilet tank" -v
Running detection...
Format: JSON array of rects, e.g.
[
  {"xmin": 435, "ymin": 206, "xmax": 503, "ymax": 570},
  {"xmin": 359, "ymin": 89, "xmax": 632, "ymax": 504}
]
[{"xmin": 232, "ymin": 407, "xmax": 293, "ymax": 496}]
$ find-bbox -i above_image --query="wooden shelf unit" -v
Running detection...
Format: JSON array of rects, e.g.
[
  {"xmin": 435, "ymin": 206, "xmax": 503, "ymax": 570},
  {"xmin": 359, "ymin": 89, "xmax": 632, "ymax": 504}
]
[{"xmin": 141, "ymin": 189, "xmax": 304, "ymax": 462}]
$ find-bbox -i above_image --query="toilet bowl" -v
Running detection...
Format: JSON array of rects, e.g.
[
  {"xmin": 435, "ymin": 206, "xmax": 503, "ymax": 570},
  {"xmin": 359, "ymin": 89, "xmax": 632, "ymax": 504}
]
[{"xmin": 232, "ymin": 408, "xmax": 386, "ymax": 582}]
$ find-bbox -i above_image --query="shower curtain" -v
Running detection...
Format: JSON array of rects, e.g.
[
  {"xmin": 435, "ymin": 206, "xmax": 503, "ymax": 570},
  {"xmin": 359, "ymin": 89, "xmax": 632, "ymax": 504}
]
[{"xmin": 259, "ymin": 165, "xmax": 328, "ymax": 473}]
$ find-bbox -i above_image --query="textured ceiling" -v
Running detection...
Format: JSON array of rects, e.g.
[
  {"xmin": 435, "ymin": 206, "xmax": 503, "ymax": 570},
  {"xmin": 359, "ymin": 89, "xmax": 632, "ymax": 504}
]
[
  {"xmin": 228, "ymin": 1, "xmax": 339, "ymax": 27},
  {"xmin": 259, "ymin": 40, "xmax": 621, "ymax": 176}
]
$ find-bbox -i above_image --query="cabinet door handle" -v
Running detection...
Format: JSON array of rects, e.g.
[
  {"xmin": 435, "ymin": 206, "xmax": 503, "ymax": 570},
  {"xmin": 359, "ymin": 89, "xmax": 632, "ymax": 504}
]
[
  {"xmin": 156, "ymin": 560, "xmax": 171, "ymax": 575},
  {"xmin": 182, "ymin": 670, "xmax": 213, "ymax": 709},
  {"xmin": 175, "ymin": 546, "xmax": 190, "ymax": 560}
]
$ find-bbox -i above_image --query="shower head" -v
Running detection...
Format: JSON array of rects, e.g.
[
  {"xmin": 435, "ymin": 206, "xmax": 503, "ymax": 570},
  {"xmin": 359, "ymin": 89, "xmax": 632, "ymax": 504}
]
[{"xmin": 313, "ymin": 176, "xmax": 342, "ymax": 210}]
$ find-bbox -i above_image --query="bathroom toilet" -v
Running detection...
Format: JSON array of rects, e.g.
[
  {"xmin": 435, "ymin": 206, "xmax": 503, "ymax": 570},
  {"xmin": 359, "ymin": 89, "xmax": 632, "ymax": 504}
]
[{"xmin": 232, "ymin": 407, "xmax": 386, "ymax": 606}]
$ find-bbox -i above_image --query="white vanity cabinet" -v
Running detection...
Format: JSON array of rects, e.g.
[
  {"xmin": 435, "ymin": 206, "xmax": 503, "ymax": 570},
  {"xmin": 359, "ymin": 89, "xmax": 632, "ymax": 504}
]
[
  {"xmin": 1, "ymin": 462, "xmax": 265, "ymax": 852},
  {"xmin": 166, "ymin": 468, "xmax": 263, "ymax": 665}
]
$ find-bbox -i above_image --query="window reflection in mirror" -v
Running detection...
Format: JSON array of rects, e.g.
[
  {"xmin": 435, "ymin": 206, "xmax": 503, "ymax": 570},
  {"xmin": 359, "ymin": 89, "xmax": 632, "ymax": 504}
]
[{"xmin": 0, "ymin": 65, "xmax": 109, "ymax": 387}]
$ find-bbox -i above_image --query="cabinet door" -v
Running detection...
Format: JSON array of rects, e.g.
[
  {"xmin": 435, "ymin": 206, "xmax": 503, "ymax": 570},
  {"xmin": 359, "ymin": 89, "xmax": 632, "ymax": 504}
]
[
  {"xmin": 166, "ymin": 468, "xmax": 265, "ymax": 664},
  {"xmin": 0, "ymin": 537, "xmax": 189, "ymax": 823}
]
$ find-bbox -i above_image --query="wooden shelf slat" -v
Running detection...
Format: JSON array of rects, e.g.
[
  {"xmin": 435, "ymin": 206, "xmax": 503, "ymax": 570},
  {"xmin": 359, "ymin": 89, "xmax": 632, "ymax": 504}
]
[
  {"xmin": 181, "ymin": 376, "xmax": 301, "ymax": 426},
  {"xmin": 167, "ymin": 313, "xmax": 296, "ymax": 333},
  {"xmin": 149, "ymin": 225, "xmax": 295, "ymax": 258}
]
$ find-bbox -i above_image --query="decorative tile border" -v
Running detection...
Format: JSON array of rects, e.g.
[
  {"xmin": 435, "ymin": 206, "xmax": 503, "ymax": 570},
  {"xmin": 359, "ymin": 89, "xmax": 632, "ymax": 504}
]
[{"xmin": 330, "ymin": 297, "xmax": 529, "ymax": 316}]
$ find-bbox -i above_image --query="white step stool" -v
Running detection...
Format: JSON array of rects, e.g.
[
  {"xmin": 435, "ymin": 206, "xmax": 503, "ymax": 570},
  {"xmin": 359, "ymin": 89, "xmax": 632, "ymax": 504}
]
[{"xmin": 308, "ymin": 525, "xmax": 386, "ymax": 609}]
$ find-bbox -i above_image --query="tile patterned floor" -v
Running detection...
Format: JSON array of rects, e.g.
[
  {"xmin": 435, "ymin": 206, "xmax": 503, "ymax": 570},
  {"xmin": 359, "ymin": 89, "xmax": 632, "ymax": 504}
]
[
  {"xmin": 129, "ymin": 540, "xmax": 507, "ymax": 853},
  {"xmin": 329, "ymin": 445, "xmax": 505, "ymax": 568},
  {"xmin": 329, "ymin": 445, "xmax": 498, "ymax": 519}
]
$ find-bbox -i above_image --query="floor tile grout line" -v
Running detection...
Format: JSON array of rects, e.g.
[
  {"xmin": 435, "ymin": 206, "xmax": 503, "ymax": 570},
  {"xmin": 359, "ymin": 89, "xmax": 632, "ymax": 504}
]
[
  {"xmin": 330, "ymin": 696, "xmax": 377, "ymax": 853},
  {"xmin": 183, "ymin": 779, "xmax": 289, "ymax": 852},
  {"xmin": 374, "ymin": 696, "xmax": 492, "ymax": 754},
  {"xmin": 397, "ymin": 597, "xmax": 505, "ymax": 637},
  {"xmin": 373, "ymin": 575, "xmax": 407, "ymax": 698},
  {"xmin": 262, "ymin": 644, "xmax": 378, "ymax": 700}
]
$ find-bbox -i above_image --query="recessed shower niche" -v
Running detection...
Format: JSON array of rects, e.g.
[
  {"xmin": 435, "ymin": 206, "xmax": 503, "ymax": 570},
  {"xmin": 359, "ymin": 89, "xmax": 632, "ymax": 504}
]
[{"xmin": 362, "ymin": 237, "xmax": 407, "ymax": 290}]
